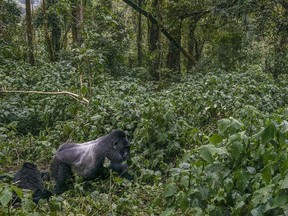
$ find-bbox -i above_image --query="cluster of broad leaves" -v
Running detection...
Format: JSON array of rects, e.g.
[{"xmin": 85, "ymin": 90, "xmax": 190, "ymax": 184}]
[{"xmin": 0, "ymin": 62, "xmax": 287, "ymax": 215}]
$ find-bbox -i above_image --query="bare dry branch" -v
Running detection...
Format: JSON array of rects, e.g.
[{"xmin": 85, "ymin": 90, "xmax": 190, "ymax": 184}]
[{"xmin": 0, "ymin": 90, "xmax": 89, "ymax": 104}]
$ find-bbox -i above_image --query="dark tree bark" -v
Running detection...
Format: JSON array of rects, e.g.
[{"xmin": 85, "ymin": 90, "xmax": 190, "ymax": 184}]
[
  {"xmin": 187, "ymin": 21, "xmax": 197, "ymax": 70},
  {"xmin": 42, "ymin": 0, "xmax": 54, "ymax": 61},
  {"xmin": 71, "ymin": 0, "xmax": 83, "ymax": 45},
  {"xmin": 148, "ymin": 0, "xmax": 161, "ymax": 80},
  {"xmin": 187, "ymin": 16, "xmax": 203, "ymax": 70},
  {"xmin": 122, "ymin": 0, "xmax": 194, "ymax": 64},
  {"xmin": 272, "ymin": 1, "xmax": 288, "ymax": 78},
  {"xmin": 25, "ymin": 0, "xmax": 35, "ymax": 65},
  {"xmin": 137, "ymin": 0, "xmax": 143, "ymax": 67},
  {"xmin": 166, "ymin": 19, "xmax": 182, "ymax": 71},
  {"xmin": 51, "ymin": 21, "xmax": 61, "ymax": 60}
]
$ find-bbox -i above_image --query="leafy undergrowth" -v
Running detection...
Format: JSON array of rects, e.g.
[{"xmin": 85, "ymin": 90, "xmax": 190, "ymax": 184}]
[{"xmin": 0, "ymin": 63, "xmax": 287, "ymax": 215}]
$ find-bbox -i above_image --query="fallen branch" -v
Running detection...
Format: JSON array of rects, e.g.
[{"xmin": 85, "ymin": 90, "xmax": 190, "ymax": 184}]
[{"xmin": 0, "ymin": 90, "xmax": 89, "ymax": 104}]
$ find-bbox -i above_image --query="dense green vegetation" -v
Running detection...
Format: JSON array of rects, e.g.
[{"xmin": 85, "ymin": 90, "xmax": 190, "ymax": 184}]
[{"xmin": 1, "ymin": 0, "xmax": 288, "ymax": 215}]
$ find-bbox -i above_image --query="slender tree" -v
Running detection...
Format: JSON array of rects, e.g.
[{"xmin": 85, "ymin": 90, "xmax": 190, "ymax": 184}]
[
  {"xmin": 42, "ymin": 0, "xmax": 53, "ymax": 61},
  {"xmin": 71, "ymin": 0, "xmax": 83, "ymax": 45},
  {"xmin": 186, "ymin": 13, "xmax": 207, "ymax": 70},
  {"xmin": 166, "ymin": 19, "xmax": 182, "ymax": 72},
  {"xmin": 25, "ymin": 0, "xmax": 35, "ymax": 65},
  {"xmin": 137, "ymin": 0, "xmax": 143, "ymax": 67},
  {"xmin": 148, "ymin": 0, "xmax": 161, "ymax": 80}
]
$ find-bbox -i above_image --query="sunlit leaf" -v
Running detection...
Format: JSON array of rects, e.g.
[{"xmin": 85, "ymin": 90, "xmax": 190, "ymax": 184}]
[
  {"xmin": 209, "ymin": 134, "xmax": 223, "ymax": 144},
  {"xmin": 261, "ymin": 123, "xmax": 276, "ymax": 144},
  {"xmin": 0, "ymin": 188, "xmax": 13, "ymax": 207},
  {"xmin": 164, "ymin": 183, "xmax": 178, "ymax": 198},
  {"xmin": 280, "ymin": 176, "xmax": 288, "ymax": 189}
]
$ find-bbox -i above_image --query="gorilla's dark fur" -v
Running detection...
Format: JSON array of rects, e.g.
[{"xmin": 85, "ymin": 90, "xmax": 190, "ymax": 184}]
[
  {"xmin": 51, "ymin": 130, "xmax": 133, "ymax": 194},
  {"xmin": 13, "ymin": 162, "xmax": 52, "ymax": 204}
]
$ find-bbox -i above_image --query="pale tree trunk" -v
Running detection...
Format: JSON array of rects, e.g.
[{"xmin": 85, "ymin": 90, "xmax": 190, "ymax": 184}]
[{"xmin": 25, "ymin": 0, "xmax": 35, "ymax": 65}]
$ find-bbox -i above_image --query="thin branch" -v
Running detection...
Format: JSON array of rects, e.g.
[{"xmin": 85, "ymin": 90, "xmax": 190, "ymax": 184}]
[
  {"xmin": 0, "ymin": 90, "xmax": 89, "ymax": 104},
  {"xmin": 168, "ymin": 11, "xmax": 210, "ymax": 30}
]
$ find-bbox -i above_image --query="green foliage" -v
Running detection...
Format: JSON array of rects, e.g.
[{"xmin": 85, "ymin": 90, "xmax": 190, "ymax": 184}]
[
  {"xmin": 163, "ymin": 108, "xmax": 288, "ymax": 215},
  {"xmin": 0, "ymin": 61, "xmax": 79, "ymax": 135},
  {"xmin": 1, "ymin": 62, "xmax": 288, "ymax": 214},
  {"xmin": 0, "ymin": 0, "xmax": 23, "ymax": 64},
  {"xmin": 83, "ymin": 2, "xmax": 131, "ymax": 74}
]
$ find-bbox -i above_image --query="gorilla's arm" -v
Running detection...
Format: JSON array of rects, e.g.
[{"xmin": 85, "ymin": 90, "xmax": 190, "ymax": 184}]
[{"xmin": 107, "ymin": 149, "xmax": 133, "ymax": 180}]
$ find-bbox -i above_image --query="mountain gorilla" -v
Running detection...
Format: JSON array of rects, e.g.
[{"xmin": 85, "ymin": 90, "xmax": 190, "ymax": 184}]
[
  {"xmin": 51, "ymin": 130, "xmax": 133, "ymax": 194},
  {"xmin": 13, "ymin": 162, "xmax": 52, "ymax": 204}
]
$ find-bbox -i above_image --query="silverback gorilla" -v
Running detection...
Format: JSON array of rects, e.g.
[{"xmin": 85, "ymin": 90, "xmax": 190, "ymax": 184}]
[
  {"xmin": 51, "ymin": 130, "xmax": 133, "ymax": 194},
  {"xmin": 13, "ymin": 162, "xmax": 52, "ymax": 204}
]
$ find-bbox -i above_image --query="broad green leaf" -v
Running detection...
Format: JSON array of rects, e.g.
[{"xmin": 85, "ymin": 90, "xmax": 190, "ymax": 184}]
[
  {"xmin": 251, "ymin": 207, "xmax": 264, "ymax": 216},
  {"xmin": 217, "ymin": 118, "xmax": 244, "ymax": 135},
  {"xmin": 178, "ymin": 191, "xmax": 189, "ymax": 212},
  {"xmin": 280, "ymin": 120, "xmax": 288, "ymax": 133},
  {"xmin": 224, "ymin": 178, "xmax": 233, "ymax": 193},
  {"xmin": 181, "ymin": 176, "xmax": 189, "ymax": 188},
  {"xmin": 0, "ymin": 188, "xmax": 13, "ymax": 207},
  {"xmin": 280, "ymin": 176, "xmax": 288, "ymax": 189},
  {"xmin": 251, "ymin": 185, "xmax": 273, "ymax": 205},
  {"xmin": 209, "ymin": 134, "xmax": 223, "ymax": 144},
  {"xmin": 230, "ymin": 137, "xmax": 243, "ymax": 160},
  {"xmin": 160, "ymin": 207, "xmax": 175, "ymax": 216},
  {"xmin": 199, "ymin": 146, "xmax": 214, "ymax": 163},
  {"xmin": 271, "ymin": 195, "xmax": 287, "ymax": 208},
  {"xmin": 164, "ymin": 183, "xmax": 178, "ymax": 198},
  {"xmin": 11, "ymin": 185, "xmax": 23, "ymax": 198},
  {"xmin": 262, "ymin": 165, "xmax": 273, "ymax": 184},
  {"xmin": 179, "ymin": 163, "xmax": 190, "ymax": 169},
  {"xmin": 217, "ymin": 119, "xmax": 231, "ymax": 134},
  {"xmin": 247, "ymin": 166, "xmax": 256, "ymax": 175},
  {"xmin": 229, "ymin": 118, "xmax": 244, "ymax": 134},
  {"xmin": 234, "ymin": 169, "xmax": 250, "ymax": 192},
  {"xmin": 261, "ymin": 123, "xmax": 276, "ymax": 144},
  {"xmin": 199, "ymin": 145, "xmax": 228, "ymax": 163},
  {"xmin": 22, "ymin": 197, "xmax": 36, "ymax": 212}
]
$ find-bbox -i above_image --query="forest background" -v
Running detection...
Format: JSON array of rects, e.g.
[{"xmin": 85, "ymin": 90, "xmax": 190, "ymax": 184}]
[{"xmin": 0, "ymin": 0, "xmax": 288, "ymax": 215}]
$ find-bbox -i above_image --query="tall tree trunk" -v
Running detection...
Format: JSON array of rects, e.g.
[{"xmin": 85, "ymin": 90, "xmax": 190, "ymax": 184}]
[
  {"xmin": 187, "ymin": 21, "xmax": 199, "ymax": 70},
  {"xmin": 270, "ymin": 1, "xmax": 288, "ymax": 78},
  {"xmin": 42, "ymin": 0, "xmax": 54, "ymax": 61},
  {"xmin": 137, "ymin": 0, "xmax": 143, "ymax": 67},
  {"xmin": 0, "ymin": 0, "xmax": 3, "ymax": 36},
  {"xmin": 51, "ymin": 22, "xmax": 61, "ymax": 60},
  {"xmin": 167, "ymin": 20, "xmax": 182, "ymax": 72},
  {"xmin": 71, "ymin": 0, "xmax": 83, "ymax": 45},
  {"xmin": 25, "ymin": 0, "xmax": 35, "ymax": 65},
  {"xmin": 148, "ymin": 0, "xmax": 161, "ymax": 80}
]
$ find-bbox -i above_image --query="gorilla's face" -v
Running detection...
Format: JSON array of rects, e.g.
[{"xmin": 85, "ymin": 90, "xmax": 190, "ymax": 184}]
[
  {"xmin": 115, "ymin": 136, "xmax": 130, "ymax": 161},
  {"xmin": 121, "ymin": 146, "xmax": 130, "ymax": 161}
]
